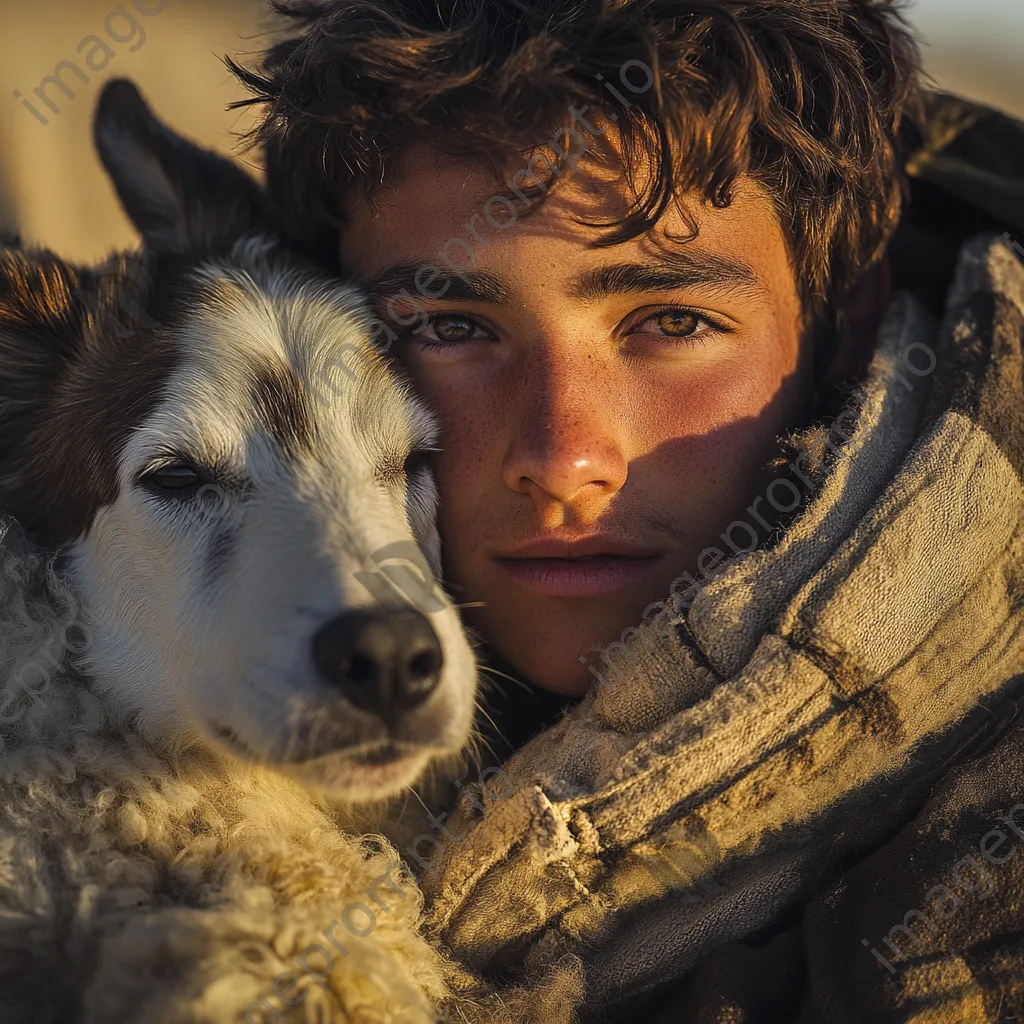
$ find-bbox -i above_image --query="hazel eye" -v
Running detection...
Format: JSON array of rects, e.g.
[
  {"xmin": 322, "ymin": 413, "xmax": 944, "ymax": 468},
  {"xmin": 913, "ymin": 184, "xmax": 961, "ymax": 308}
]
[
  {"xmin": 141, "ymin": 462, "xmax": 203, "ymax": 494},
  {"xmin": 652, "ymin": 311, "xmax": 701, "ymax": 336},
  {"xmin": 627, "ymin": 306, "xmax": 730, "ymax": 344}
]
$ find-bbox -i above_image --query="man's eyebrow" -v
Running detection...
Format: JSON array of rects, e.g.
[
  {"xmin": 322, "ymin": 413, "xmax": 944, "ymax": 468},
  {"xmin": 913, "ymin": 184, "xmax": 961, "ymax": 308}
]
[
  {"xmin": 568, "ymin": 251, "xmax": 760, "ymax": 300},
  {"xmin": 360, "ymin": 263, "xmax": 510, "ymax": 305}
]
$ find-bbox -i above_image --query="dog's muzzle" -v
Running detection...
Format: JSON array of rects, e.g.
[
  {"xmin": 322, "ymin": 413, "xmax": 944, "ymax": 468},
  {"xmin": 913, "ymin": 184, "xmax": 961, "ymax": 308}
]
[{"xmin": 311, "ymin": 608, "xmax": 443, "ymax": 727}]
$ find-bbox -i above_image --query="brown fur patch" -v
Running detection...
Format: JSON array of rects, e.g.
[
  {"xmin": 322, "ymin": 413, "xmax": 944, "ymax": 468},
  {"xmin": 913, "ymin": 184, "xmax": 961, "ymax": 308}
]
[
  {"xmin": 247, "ymin": 357, "xmax": 315, "ymax": 459},
  {"xmin": 0, "ymin": 246, "xmax": 182, "ymax": 545},
  {"xmin": 0, "ymin": 251, "xmax": 79, "ymax": 333}
]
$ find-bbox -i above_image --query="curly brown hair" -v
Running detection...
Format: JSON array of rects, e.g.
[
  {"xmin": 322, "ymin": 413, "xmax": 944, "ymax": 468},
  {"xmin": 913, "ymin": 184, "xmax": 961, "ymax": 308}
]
[{"xmin": 232, "ymin": 0, "xmax": 924, "ymax": 326}]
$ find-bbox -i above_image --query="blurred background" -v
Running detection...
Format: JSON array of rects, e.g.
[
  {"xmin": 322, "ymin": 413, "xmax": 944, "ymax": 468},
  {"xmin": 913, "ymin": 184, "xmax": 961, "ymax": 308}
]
[{"xmin": 0, "ymin": 0, "xmax": 1021, "ymax": 262}]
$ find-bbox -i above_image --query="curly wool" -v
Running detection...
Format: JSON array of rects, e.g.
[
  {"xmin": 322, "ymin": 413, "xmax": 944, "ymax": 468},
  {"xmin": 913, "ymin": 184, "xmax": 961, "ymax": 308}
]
[{"xmin": 0, "ymin": 519, "xmax": 448, "ymax": 1023}]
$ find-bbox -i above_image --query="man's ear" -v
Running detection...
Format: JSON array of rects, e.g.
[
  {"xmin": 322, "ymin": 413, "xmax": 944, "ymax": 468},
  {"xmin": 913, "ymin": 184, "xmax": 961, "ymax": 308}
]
[
  {"xmin": 821, "ymin": 256, "xmax": 893, "ymax": 389},
  {"xmin": 93, "ymin": 78, "xmax": 272, "ymax": 254}
]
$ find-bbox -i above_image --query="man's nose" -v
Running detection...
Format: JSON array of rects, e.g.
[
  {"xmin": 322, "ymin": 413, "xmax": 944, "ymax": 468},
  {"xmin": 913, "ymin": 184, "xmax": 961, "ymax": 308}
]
[{"xmin": 502, "ymin": 351, "xmax": 628, "ymax": 504}]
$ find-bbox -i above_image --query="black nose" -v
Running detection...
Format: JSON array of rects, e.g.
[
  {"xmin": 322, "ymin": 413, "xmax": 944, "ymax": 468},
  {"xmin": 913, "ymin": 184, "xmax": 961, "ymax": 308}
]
[{"xmin": 312, "ymin": 609, "xmax": 443, "ymax": 723}]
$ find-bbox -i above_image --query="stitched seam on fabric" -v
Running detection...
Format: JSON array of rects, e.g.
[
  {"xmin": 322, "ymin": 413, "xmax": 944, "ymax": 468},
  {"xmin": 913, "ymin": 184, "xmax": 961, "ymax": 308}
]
[
  {"xmin": 785, "ymin": 624, "xmax": 873, "ymax": 697},
  {"xmin": 675, "ymin": 615, "xmax": 719, "ymax": 679}
]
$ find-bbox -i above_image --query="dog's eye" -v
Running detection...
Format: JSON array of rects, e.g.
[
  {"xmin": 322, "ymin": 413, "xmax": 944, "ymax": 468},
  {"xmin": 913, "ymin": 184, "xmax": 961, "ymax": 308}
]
[
  {"xmin": 141, "ymin": 462, "xmax": 203, "ymax": 494},
  {"xmin": 404, "ymin": 450, "xmax": 431, "ymax": 476}
]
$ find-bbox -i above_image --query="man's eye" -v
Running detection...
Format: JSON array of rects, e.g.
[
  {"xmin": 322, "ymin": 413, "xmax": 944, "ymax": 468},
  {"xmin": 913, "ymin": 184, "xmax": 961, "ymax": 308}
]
[
  {"xmin": 655, "ymin": 311, "xmax": 701, "ymax": 336},
  {"xmin": 634, "ymin": 309, "xmax": 708, "ymax": 338},
  {"xmin": 416, "ymin": 314, "xmax": 490, "ymax": 345}
]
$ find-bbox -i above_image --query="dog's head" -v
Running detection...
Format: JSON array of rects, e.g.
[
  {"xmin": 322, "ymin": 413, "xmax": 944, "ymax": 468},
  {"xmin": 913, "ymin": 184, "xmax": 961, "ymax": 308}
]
[{"xmin": 0, "ymin": 80, "xmax": 476, "ymax": 802}]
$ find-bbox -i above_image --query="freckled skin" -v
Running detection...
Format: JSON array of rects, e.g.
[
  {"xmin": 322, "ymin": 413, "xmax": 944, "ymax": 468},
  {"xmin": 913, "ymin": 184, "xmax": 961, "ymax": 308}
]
[{"xmin": 341, "ymin": 145, "xmax": 811, "ymax": 695}]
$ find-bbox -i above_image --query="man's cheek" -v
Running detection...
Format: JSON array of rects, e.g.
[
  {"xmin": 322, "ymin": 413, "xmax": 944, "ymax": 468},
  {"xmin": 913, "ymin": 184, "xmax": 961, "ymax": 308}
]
[
  {"xmin": 435, "ymin": 457, "xmax": 491, "ymax": 553},
  {"xmin": 430, "ymin": 398, "xmax": 506, "ymax": 494},
  {"xmin": 639, "ymin": 360, "xmax": 770, "ymax": 445},
  {"xmin": 642, "ymin": 431, "xmax": 745, "ymax": 503}
]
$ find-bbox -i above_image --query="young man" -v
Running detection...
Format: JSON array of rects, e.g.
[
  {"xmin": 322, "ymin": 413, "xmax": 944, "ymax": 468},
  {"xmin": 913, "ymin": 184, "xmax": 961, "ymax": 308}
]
[{"xmin": 236, "ymin": 2, "xmax": 1024, "ymax": 1021}]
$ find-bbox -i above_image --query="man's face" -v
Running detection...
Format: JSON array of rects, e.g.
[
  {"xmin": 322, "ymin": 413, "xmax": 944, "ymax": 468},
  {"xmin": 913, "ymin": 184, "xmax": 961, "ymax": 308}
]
[{"xmin": 341, "ymin": 145, "xmax": 810, "ymax": 696}]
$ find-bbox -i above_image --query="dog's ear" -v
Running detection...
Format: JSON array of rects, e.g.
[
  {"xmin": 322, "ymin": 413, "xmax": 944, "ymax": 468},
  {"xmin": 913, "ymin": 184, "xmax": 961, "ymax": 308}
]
[
  {"xmin": 94, "ymin": 78, "xmax": 271, "ymax": 254},
  {"xmin": 0, "ymin": 245, "xmax": 88, "ymax": 538},
  {"xmin": 0, "ymin": 247, "xmax": 83, "ymax": 405},
  {"xmin": 0, "ymin": 245, "xmax": 178, "ymax": 545}
]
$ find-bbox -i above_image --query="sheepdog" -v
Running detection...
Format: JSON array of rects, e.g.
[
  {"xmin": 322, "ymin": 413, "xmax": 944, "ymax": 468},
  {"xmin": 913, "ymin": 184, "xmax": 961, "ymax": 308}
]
[{"xmin": 0, "ymin": 80, "xmax": 477, "ymax": 1023}]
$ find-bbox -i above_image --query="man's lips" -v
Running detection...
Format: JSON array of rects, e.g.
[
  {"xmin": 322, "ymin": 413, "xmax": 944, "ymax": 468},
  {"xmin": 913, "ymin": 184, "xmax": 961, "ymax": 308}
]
[{"xmin": 494, "ymin": 535, "xmax": 665, "ymax": 598}]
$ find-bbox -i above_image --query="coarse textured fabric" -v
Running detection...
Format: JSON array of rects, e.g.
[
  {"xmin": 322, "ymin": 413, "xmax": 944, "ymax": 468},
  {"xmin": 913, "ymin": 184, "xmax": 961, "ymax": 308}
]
[{"xmin": 421, "ymin": 94, "xmax": 1024, "ymax": 1024}]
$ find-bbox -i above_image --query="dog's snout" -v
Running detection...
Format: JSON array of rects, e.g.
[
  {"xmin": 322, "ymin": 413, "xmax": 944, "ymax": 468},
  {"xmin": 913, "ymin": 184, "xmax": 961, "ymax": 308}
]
[{"xmin": 312, "ymin": 610, "xmax": 443, "ymax": 722}]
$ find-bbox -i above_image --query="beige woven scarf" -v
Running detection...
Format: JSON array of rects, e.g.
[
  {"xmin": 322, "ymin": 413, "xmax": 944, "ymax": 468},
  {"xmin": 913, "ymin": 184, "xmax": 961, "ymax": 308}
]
[{"xmin": 421, "ymin": 234, "xmax": 1024, "ymax": 1023}]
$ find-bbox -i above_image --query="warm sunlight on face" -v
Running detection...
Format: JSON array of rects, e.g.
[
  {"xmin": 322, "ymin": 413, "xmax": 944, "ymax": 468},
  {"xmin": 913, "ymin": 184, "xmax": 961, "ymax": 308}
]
[{"xmin": 340, "ymin": 143, "xmax": 810, "ymax": 696}]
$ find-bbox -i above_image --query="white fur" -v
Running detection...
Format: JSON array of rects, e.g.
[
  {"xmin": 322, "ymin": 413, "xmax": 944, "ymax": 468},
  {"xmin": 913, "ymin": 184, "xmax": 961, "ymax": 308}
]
[{"xmin": 0, "ymin": 243, "xmax": 476, "ymax": 1022}]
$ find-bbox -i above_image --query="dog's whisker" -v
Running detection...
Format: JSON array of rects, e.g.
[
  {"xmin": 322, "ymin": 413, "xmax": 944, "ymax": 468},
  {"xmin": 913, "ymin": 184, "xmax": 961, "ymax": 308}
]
[
  {"xmin": 482, "ymin": 679, "xmax": 508, "ymax": 701},
  {"xmin": 473, "ymin": 700, "xmax": 509, "ymax": 749},
  {"xmin": 478, "ymin": 665, "xmax": 532, "ymax": 693},
  {"xmin": 407, "ymin": 785, "xmax": 431, "ymax": 817},
  {"xmin": 397, "ymin": 788, "xmax": 414, "ymax": 821},
  {"xmin": 470, "ymin": 735, "xmax": 501, "ymax": 767}
]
